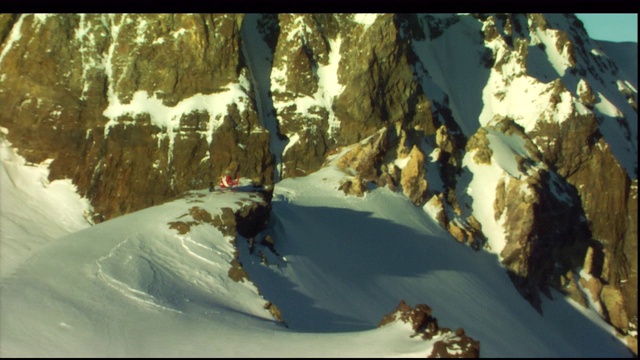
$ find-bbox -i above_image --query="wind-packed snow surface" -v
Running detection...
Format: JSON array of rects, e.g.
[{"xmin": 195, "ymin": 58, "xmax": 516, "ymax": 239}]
[{"xmin": 0, "ymin": 143, "xmax": 631, "ymax": 357}]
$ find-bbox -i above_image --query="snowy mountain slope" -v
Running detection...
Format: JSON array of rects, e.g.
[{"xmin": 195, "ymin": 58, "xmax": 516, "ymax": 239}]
[
  {"xmin": 0, "ymin": 160, "xmax": 469, "ymax": 357},
  {"xmin": 536, "ymin": 14, "xmax": 637, "ymax": 176},
  {"xmin": 411, "ymin": 14, "xmax": 491, "ymax": 137},
  {"xmin": 0, "ymin": 132, "xmax": 93, "ymax": 276},
  {"xmin": 406, "ymin": 15, "xmax": 636, "ymax": 338},
  {"xmin": 596, "ymin": 40, "xmax": 637, "ymax": 89},
  {"xmin": 0, "ymin": 148, "xmax": 632, "ymax": 357},
  {"xmin": 242, "ymin": 153, "xmax": 631, "ymax": 357}
]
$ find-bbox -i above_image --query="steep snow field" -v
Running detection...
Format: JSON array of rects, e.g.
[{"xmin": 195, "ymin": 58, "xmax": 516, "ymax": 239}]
[
  {"xmin": 0, "ymin": 133, "xmax": 93, "ymax": 276},
  {"xmin": 597, "ymin": 40, "xmax": 637, "ymax": 89},
  {"xmin": 0, "ymin": 140, "xmax": 632, "ymax": 357}
]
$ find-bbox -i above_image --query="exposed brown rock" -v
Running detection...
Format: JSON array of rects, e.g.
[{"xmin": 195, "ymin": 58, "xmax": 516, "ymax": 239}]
[
  {"xmin": 553, "ymin": 29, "xmax": 577, "ymax": 69},
  {"xmin": 384, "ymin": 162, "xmax": 403, "ymax": 189},
  {"xmin": 379, "ymin": 300, "xmax": 480, "ymax": 358},
  {"xmin": 426, "ymin": 194, "xmax": 448, "ymax": 228},
  {"xmin": 498, "ymin": 169, "xmax": 591, "ymax": 312},
  {"xmin": 338, "ymin": 175, "xmax": 368, "ymax": 197},
  {"xmin": 577, "ymin": 79, "xmax": 598, "ymax": 108},
  {"xmin": 167, "ymin": 221, "xmax": 191, "ymax": 235},
  {"xmin": 436, "ymin": 125, "xmax": 457, "ymax": 155},
  {"xmin": 448, "ymin": 222, "xmax": 467, "ymax": 243},
  {"xmin": 600, "ymin": 285, "xmax": 630, "ymax": 333},
  {"xmin": 376, "ymin": 171, "xmax": 397, "ymax": 191},
  {"xmin": 334, "ymin": 14, "xmax": 436, "ymax": 148},
  {"xmin": 164, "ymin": 191, "xmax": 271, "ymax": 286},
  {"xmin": 280, "ymin": 129, "xmax": 330, "ymax": 178},
  {"xmin": 481, "ymin": 16, "xmax": 500, "ymax": 42},
  {"xmin": 527, "ymin": 14, "xmax": 549, "ymax": 33},
  {"xmin": 430, "ymin": 328, "xmax": 481, "ymax": 358},
  {"xmin": 465, "ymin": 118, "xmax": 592, "ymax": 312},
  {"xmin": 264, "ymin": 301, "xmax": 286, "ymax": 324},
  {"xmin": 228, "ymin": 252, "xmax": 250, "ymax": 283},
  {"xmin": 336, "ymin": 128, "xmax": 389, "ymax": 181},
  {"xmin": 0, "ymin": 14, "xmax": 273, "ymax": 222},
  {"xmin": 234, "ymin": 193, "xmax": 272, "ymax": 239},
  {"xmin": 271, "ymin": 14, "xmax": 437, "ymax": 180},
  {"xmin": 465, "ymin": 128, "xmax": 492, "ymax": 165},
  {"xmin": 260, "ymin": 234, "xmax": 278, "ymax": 255},
  {"xmin": 530, "ymin": 114, "xmax": 636, "ymax": 333},
  {"xmin": 270, "ymin": 14, "xmax": 336, "ymax": 179},
  {"xmin": 560, "ymin": 270, "xmax": 588, "ymax": 308},
  {"xmin": 400, "ymin": 145, "xmax": 429, "ymax": 205},
  {"xmin": 621, "ymin": 179, "xmax": 638, "ymax": 330},
  {"xmin": 494, "ymin": 178, "xmax": 507, "ymax": 221}
]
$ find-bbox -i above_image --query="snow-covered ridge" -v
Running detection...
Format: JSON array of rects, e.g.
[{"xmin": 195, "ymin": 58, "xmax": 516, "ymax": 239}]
[{"xmin": 0, "ymin": 175, "xmax": 468, "ymax": 357}]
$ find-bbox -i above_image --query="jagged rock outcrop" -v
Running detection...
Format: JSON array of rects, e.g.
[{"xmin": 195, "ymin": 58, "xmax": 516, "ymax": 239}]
[
  {"xmin": 379, "ymin": 300, "xmax": 480, "ymax": 358},
  {"xmin": 271, "ymin": 14, "xmax": 437, "ymax": 179},
  {"xmin": 495, "ymin": 169, "xmax": 591, "ymax": 312},
  {"xmin": 336, "ymin": 127, "xmax": 389, "ymax": 181},
  {"xmin": 576, "ymin": 78, "xmax": 598, "ymax": 108},
  {"xmin": 338, "ymin": 174, "xmax": 368, "ymax": 197},
  {"xmin": 428, "ymin": 122, "xmax": 487, "ymax": 249},
  {"xmin": 333, "ymin": 15, "xmax": 436, "ymax": 146},
  {"xmin": 425, "ymin": 126, "xmax": 491, "ymax": 251},
  {"xmin": 167, "ymin": 188, "xmax": 272, "ymax": 240},
  {"xmin": 234, "ymin": 190, "xmax": 273, "ymax": 239},
  {"xmin": 334, "ymin": 128, "xmax": 389, "ymax": 196},
  {"xmin": 462, "ymin": 117, "xmax": 592, "ymax": 312},
  {"xmin": 399, "ymin": 144, "xmax": 429, "ymax": 205},
  {"xmin": 164, "ymin": 188, "xmax": 278, "ymax": 326},
  {"xmin": 166, "ymin": 188, "xmax": 272, "ymax": 285},
  {"xmin": 622, "ymin": 179, "xmax": 638, "ymax": 335},
  {"xmin": 269, "ymin": 14, "xmax": 339, "ymax": 178},
  {"xmin": 529, "ymin": 113, "xmax": 636, "ymax": 334},
  {"xmin": 463, "ymin": 13, "xmax": 637, "ymax": 344}
]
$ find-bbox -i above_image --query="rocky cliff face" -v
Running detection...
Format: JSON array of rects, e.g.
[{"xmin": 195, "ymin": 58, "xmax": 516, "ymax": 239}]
[
  {"xmin": 0, "ymin": 14, "xmax": 273, "ymax": 221},
  {"xmin": 0, "ymin": 13, "xmax": 636, "ymax": 353}
]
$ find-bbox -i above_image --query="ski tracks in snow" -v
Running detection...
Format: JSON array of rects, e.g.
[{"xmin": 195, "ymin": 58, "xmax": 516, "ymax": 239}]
[
  {"xmin": 94, "ymin": 224, "xmax": 241, "ymax": 314},
  {"xmin": 95, "ymin": 234, "xmax": 182, "ymax": 314}
]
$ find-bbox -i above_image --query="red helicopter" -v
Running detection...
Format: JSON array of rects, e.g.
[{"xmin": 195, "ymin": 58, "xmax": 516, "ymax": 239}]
[{"xmin": 218, "ymin": 173, "xmax": 240, "ymax": 189}]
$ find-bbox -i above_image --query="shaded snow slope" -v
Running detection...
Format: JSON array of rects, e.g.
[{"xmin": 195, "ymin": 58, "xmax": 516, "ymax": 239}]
[
  {"xmin": 0, "ymin": 132, "xmax": 92, "ymax": 276},
  {"xmin": 241, "ymin": 14, "xmax": 288, "ymax": 182},
  {"xmin": 240, "ymin": 163, "xmax": 630, "ymax": 357},
  {"xmin": 412, "ymin": 15, "xmax": 490, "ymax": 137},
  {"xmin": 597, "ymin": 40, "xmax": 637, "ymax": 89}
]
